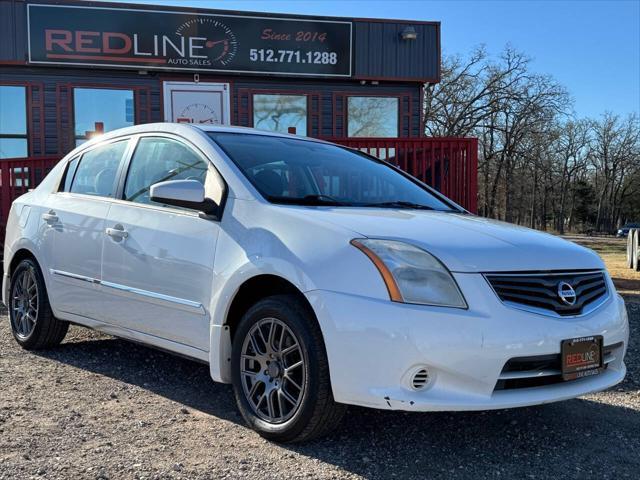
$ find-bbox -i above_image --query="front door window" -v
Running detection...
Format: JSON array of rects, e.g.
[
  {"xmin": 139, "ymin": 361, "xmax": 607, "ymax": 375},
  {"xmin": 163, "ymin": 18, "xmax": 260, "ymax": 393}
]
[{"xmin": 123, "ymin": 137, "xmax": 209, "ymax": 206}]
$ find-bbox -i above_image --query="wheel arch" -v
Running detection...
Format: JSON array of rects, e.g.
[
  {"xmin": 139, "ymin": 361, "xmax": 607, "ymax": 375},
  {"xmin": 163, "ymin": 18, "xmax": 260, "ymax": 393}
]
[
  {"xmin": 7, "ymin": 248, "xmax": 38, "ymax": 276},
  {"xmin": 3, "ymin": 243, "xmax": 44, "ymax": 307},
  {"xmin": 224, "ymin": 274, "xmax": 314, "ymax": 338},
  {"xmin": 4, "ymin": 233, "xmax": 46, "ymax": 274},
  {"xmin": 210, "ymin": 272, "xmax": 320, "ymax": 384}
]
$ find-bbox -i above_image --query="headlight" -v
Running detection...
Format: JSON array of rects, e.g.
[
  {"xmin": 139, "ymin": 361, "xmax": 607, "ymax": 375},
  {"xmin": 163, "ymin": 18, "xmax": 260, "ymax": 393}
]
[{"xmin": 351, "ymin": 238, "xmax": 467, "ymax": 308}]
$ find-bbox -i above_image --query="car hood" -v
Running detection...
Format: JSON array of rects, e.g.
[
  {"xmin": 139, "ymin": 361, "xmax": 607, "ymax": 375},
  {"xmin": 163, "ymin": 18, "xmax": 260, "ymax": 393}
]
[{"xmin": 305, "ymin": 208, "xmax": 604, "ymax": 273}]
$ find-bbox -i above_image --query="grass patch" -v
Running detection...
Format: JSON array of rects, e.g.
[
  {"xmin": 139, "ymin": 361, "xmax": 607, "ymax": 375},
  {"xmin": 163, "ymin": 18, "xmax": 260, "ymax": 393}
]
[{"xmin": 564, "ymin": 235, "xmax": 640, "ymax": 301}]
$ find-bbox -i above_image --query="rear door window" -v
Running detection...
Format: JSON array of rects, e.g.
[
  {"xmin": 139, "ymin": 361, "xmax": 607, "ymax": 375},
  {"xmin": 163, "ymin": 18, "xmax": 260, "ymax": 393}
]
[{"xmin": 69, "ymin": 140, "xmax": 128, "ymax": 198}]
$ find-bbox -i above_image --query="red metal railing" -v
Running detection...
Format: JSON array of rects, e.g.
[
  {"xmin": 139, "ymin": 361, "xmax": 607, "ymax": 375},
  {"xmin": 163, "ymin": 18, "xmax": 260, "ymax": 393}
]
[
  {"xmin": 330, "ymin": 137, "xmax": 478, "ymax": 213},
  {"xmin": 1, "ymin": 156, "xmax": 61, "ymax": 244},
  {"xmin": 0, "ymin": 138, "xmax": 478, "ymax": 246}
]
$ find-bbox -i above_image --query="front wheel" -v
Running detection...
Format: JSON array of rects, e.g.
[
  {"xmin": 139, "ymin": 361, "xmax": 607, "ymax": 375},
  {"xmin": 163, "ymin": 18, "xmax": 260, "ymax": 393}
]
[
  {"xmin": 9, "ymin": 258, "xmax": 69, "ymax": 350},
  {"xmin": 231, "ymin": 294, "xmax": 346, "ymax": 443}
]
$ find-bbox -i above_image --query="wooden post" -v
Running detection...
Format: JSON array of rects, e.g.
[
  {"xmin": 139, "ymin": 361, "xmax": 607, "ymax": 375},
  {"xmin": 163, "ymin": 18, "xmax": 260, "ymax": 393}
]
[
  {"xmin": 633, "ymin": 228, "xmax": 640, "ymax": 271},
  {"xmin": 627, "ymin": 228, "xmax": 635, "ymax": 268}
]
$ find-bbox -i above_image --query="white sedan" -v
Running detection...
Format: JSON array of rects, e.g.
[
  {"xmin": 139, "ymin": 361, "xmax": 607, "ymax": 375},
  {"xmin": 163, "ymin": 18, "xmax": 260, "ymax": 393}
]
[{"xmin": 2, "ymin": 123, "xmax": 628, "ymax": 442}]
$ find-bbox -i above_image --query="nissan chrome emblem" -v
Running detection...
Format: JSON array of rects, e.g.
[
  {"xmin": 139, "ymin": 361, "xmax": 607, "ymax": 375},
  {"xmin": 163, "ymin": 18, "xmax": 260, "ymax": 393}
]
[{"xmin": 557, "ymin": 281, "xmax": 577, "ymax": 306}]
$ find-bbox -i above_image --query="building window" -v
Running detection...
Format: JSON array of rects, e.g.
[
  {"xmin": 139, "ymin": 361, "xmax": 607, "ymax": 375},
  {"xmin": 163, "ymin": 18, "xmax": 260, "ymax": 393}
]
[
  {"xmin": 347, "ymin": 96, "xmax": 399, "ymax": 138},
  {"xmin": 253, "ymin": 94, "xmax": 307, "ymax": 136},
  {"xmin": 74, "ymin": 88, "xmax": 135, "ymax": 146},
  {"xmin": 0, "ymin": 85, "xmax": 28, "ymax": 159}
]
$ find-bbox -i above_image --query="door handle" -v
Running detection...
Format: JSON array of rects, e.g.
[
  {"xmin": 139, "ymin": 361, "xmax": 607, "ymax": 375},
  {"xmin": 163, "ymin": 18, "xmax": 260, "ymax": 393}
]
[
  {"xmin": 105, "ymin": 225, "xmax": 129, "ymax": 240},
  {"xmin": 42, "ymin": 211, "xmax": 59, "ymax": 224}
]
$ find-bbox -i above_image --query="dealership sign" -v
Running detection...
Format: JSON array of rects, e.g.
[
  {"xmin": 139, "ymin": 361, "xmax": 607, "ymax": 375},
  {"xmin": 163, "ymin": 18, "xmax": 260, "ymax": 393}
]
[{"xmin": 27, "ymin": 4, "xmax": 352, "ymax": 77}]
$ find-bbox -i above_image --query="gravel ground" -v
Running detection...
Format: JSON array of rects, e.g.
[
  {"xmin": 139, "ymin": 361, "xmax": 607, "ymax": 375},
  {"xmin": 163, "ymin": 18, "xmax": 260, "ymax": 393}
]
[{"xmin": 0, "ymin": 299, "xmax": 638, "ymax": 480}]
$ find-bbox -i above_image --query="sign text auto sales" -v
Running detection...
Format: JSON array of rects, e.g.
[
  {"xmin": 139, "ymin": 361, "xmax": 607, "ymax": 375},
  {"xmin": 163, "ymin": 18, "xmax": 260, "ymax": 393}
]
[{"xmin": 27, "ymin": 4, "xmax": 352, "ymax": 77}]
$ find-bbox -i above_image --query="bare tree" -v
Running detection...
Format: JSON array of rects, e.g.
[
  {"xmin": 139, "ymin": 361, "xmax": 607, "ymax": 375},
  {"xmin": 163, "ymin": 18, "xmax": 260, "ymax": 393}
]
[
  {"xmin": 590, "ymin": 113, "xmax": 640, "ymax": 231},
  {"xmin": 553, "ymin": 120, "xmax": 590, "ymax": 233},
  {"xmin": 424, "ymin": 46, "xmax": 640, "ymax": 233}
]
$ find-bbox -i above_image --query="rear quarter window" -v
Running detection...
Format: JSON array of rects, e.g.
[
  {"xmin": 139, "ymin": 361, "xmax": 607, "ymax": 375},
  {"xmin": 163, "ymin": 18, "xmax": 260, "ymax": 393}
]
[{"xmin": 60, "ymin": 156, "xmax": 80, "ymax": 192}]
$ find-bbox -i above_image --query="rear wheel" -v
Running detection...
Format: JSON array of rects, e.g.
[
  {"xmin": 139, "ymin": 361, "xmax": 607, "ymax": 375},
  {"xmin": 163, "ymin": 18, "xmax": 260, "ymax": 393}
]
[
  {"xmin": 231, "ymin": 294, "xmax": 346, "ymax": 443},
  {"xmin": 9, "ymin": 258, "xmax": 69, "ymax": 350}
]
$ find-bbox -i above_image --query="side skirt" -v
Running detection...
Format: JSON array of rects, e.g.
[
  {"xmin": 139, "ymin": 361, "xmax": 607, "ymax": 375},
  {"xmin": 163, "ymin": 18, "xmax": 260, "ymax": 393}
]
[{"xmin": 56, "ymin": 310, "xmax": 210, "ymax": 365}]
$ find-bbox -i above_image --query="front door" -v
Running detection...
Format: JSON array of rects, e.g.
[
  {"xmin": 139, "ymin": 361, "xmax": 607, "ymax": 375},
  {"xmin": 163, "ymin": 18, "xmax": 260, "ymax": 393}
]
[
  {"xmin": 163, "ymin": 81, "xmax": 230, "ymax": 125},
  {"xmin": 100, "ymin": 135, "xmax": 221, "ymax": 351}
]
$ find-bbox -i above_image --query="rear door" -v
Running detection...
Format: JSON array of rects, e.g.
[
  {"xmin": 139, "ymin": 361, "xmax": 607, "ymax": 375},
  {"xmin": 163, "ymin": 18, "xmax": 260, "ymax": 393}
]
[
  {"xmin": 44, "ymin": 138, "xmax": 130, "ymax": 318},
  {"xmin": 99, "ymin": 135, "xmax": 223, "ymax": 351}
]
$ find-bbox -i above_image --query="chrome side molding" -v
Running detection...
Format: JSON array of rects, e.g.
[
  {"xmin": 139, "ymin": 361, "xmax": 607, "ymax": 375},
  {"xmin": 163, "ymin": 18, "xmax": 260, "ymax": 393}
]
[
  {"xmin": 49, "ymin": 269, "xmax": 204, "ymax": 314},
  {"xmin": 100, "ymin": 280, "xmax": 203, "ymax": 310},
  {"xmin": 50, "ymin": 269, "xmax": 99, "ymax": 284}
]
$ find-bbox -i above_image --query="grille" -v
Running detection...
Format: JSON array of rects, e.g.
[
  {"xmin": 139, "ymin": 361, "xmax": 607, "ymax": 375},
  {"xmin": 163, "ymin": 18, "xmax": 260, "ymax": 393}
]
[
  {"xmin": 494, "ymin": 342, "xmax": 622, "ymax": 391},
  {"xmin": 485, "ymin": 271, "xmax": 607, "ymax": 316}
]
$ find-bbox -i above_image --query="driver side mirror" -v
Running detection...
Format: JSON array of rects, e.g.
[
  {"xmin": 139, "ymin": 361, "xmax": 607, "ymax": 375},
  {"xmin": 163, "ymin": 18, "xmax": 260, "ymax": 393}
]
[{"xmin": 150, "ymin": 179, "xmax": 219, "ymax": 218}]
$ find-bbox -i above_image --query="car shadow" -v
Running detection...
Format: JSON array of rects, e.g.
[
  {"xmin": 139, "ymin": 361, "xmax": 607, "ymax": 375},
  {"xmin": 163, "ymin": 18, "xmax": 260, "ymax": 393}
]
[
  {"xmin": 34, "ymin": 329, "xmax": 640, "ymax": 479},
  {"xmin": 34, "ymin": 333, "xmax": 240, "ymax": 423}
]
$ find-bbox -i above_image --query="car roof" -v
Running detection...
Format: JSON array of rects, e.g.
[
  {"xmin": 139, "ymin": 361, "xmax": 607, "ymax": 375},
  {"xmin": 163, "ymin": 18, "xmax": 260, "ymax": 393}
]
[
  {"xmin": 62, "ymin": 122, "xmax": 333, "ymax": 161},
  {"xmin": 192, "ymin": 123, "xmax": 302, "ymax": 137},
  {"xmin": 88, "ymin": 122, "xmax": 329, "ymax": 145}
]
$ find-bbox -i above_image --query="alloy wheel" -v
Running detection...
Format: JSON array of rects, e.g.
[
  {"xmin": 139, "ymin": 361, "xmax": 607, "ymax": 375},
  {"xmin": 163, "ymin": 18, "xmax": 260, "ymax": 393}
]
[
  {"xmin": 11, "ymin": 267, "xmax": 39, "ymax": 339},
  {"xmin": 240, "ymin": 317, "xmax": 306, "ymax": 423}
]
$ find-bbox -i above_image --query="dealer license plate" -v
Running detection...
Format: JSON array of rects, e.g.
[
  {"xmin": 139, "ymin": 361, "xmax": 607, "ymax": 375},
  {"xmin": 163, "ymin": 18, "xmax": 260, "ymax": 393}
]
[{"xmin": 561, "ymin": 336, "xmax": 603, "ymax": 381}]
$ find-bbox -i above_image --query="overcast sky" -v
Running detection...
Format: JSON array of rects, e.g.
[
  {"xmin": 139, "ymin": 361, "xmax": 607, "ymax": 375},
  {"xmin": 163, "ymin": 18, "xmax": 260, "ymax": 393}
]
[{"xmin": 103, "ymin": 0, "xmax": 640, "ymax": 120}]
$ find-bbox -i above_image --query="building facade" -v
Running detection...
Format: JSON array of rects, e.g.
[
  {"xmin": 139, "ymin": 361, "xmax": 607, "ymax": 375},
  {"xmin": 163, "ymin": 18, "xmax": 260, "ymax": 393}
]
[{"xmin": 0, "ymin": 0, "xmax": 476, "ymax": 239}]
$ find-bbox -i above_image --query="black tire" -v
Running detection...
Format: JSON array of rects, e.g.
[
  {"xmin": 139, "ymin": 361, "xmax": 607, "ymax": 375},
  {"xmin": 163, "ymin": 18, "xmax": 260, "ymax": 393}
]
[
  {"xmin": 231, "ymin": 294, "xmax": 346, "ymax": 443},
  {"xmin": 8, "ymin": 258, "xmax": 69, "ymax": 350},
  {"xmin": 627, "ymin": 229, "xmax": 635, "ymax": 269},
  {"xmin": 633, "ymin": 230, "xmax": 640, "ymax": 272}
]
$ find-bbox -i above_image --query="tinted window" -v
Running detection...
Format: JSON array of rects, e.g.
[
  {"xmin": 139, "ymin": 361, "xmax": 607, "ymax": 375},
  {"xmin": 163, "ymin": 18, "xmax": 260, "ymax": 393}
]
[
  {"xmin": 70, "ymin": 140, "xmax": 128, "ymax": 197},
  {"xmin": 208, "ymin": 133, "xmax": 455, "ymax": 211},
  {"xmin": 0, "ymin": 85, "xmax": 28, "ymax": 158},
  {"xmin": 74, "ymin": 88, "xmax": 134, "ymax": 146},
  {"xmin": 124, "ymin": 137, "xmax": 208, "ymax": 206},
  {"xmin": 348, "ymin": 97, "xmax": 399, "ymax": 138}
]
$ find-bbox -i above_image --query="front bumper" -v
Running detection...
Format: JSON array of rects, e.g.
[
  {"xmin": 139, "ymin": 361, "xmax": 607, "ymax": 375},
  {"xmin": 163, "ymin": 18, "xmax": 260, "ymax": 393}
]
[{"xmin": 306, "ymin": 272, "xmax": 629, "ymax": 412}]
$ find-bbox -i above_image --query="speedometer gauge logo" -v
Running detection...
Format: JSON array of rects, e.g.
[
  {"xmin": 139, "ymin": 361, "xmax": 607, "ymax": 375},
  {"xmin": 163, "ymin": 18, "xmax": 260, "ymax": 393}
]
[{"xmin": 176, "ymin": 18, "xmax": 238, "ymax": 66}]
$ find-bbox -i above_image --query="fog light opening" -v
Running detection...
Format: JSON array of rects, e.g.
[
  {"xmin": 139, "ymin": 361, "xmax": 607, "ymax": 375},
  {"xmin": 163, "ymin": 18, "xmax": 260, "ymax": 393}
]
[{"xmin": 411, "ymin": 367, "xmax": 430, "ymax": 391}]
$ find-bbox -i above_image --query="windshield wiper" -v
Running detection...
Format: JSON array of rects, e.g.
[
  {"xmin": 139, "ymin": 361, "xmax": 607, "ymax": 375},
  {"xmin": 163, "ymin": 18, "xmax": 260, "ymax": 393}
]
[
  {"xmin": 362, "ymin": 201, "xmax": 436, "ymax": 210},
  {"xmin": 270, "ymin": 194, "xmax": 349, "ymax": 206},
  {"xmin": 269, "ymin": 196, "xmax": 452, "ymax": 210},
  {"xmin": 302, "ymin": 194, "xmax": 343, "ymax": 203}
]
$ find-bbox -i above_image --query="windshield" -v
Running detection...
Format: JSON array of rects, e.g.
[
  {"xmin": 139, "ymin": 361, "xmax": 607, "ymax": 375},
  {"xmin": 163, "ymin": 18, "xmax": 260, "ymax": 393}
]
[{"xmin": 208, "ymin": 133, "xmax": 458, "ymax": 211}]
